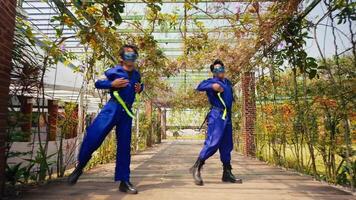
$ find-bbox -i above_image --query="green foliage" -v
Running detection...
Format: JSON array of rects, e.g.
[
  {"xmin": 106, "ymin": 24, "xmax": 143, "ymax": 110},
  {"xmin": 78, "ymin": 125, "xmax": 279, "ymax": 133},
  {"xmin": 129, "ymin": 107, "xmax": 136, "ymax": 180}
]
[
  {"xmin": 6, "ymin": 148, "xmax": 56, "ymax": 186},
  {"xmin": 331, "ymin": 0, "xmax": 356, "ymax": 24},
  {"xmin": 146, "ymin": 1, "xmax": 163, "ymax": 14},
  {"xmin": 337, "ymin": 160, "xmax": 356, "ymax": 187},
  {"xmin": 24, "ymin": 147, "xmax": 57, "ymax": 182},
  {"xmin": 5, "ymin": 163, "xmax": 34, "ymax": 185},
  {"xmin": 276, "ymin": 17, "xmax": 318, "ymax": 79},
  {"xmin": 11, "ymin": 17, "xmax": 42, "ymax": 95},
  {"xmin": 167, "ymin": 108, "xmax": 206, "ymax": 127},
  {"xmin": 251, "ymin": 55, "xmax": 355, "ymax": 188},
  {"xmin": 71, "ymin": 0, "xmax": 126, "ymax": 25},
  {"xmin": 7, "ymin": 112, "xmax": 30, "ymax": 142}
]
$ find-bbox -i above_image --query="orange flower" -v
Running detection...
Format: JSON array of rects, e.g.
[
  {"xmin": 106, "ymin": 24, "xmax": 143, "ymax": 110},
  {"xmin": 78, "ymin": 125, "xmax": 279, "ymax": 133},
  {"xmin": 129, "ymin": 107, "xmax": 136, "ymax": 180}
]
[
  {"xmin": 315, "ymin": 96, "xmax": 337, "ymax": 108},
  {"xmin": 281, "ymin": 103, "xmax": 294, "ymax": 119},
  {"xmin": 262, "ymin": 104, "xmax": 273, "ymax": 115}
]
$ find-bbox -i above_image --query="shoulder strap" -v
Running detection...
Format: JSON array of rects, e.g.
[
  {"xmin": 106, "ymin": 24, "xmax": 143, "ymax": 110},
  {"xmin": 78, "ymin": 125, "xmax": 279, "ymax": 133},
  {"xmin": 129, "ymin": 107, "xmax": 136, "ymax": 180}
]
[
  {"xmin": 113, "ymin": 91, "xmax": 135, "ymax": 118},
  {"xmin": 217, "ymin": 93, "xmax": 227, "ymax": 120}
]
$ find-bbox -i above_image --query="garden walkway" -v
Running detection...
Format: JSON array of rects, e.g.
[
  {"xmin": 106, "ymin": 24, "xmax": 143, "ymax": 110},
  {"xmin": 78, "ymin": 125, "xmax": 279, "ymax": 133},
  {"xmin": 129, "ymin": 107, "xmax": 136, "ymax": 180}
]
[{"xmin": 18, "ymin": 140, "xmax": 354, "ymax": 200}]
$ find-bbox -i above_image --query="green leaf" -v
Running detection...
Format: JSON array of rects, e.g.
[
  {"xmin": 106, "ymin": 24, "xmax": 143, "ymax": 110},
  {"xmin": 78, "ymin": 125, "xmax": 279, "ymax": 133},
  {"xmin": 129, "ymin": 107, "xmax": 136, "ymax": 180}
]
[{"xmin": 308, "ymin": 69, "xmax": 317, "ymax": 79}]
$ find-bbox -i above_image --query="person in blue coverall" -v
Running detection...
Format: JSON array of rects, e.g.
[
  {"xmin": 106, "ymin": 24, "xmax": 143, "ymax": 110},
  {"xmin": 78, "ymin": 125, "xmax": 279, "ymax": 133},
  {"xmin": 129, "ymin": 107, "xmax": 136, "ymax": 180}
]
[
  {"xmin": 190, "ymin": 59, "xmax": 242, "ymax": 186},
  {"xmin": 68, "ymin": 44, "xmax": 143, "ymax": 194}
]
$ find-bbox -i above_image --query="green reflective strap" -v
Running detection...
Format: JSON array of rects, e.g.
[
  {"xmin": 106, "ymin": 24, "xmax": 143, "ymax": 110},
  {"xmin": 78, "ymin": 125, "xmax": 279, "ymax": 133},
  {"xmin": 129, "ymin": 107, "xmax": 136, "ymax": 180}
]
[
  {"xmin": 113, "ymin": 91, "xmax": 135, "ymax": 118},
  {"xmin": 217, "ymin": 93, "xmax": 227, "ymax": 120}
]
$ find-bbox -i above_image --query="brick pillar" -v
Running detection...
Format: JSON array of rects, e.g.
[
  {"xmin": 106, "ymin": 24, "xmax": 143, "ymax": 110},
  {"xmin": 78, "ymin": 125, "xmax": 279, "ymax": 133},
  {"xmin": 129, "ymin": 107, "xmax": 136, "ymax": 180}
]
[
  {"xmin": 48, "ymin": 100, "xmax": 58, "ymax": 141},
  {"xmin": 161, "ymin": 109, "xmax": 167, "ymax": 140},
  {"xmin": 65, "ymin": 103, "xmax": 78, "ymax": 139},
  {"xmin": 69, "ymin": 104, "xmax": 78, "ymax": 139},
  {"xmin": 145, "ymin": 100, "xmax": 153, "ymax": 147},
  {"xmin": 0, "ymin": 0, "xmax": 17, "ymax": 196},
  {"xmin": 242, "ymin": 72, "xmax": 256, "ymax": 156},
  {"xmin": 19, "ymin": 96, "xmax": 33, "ymax": 142}
]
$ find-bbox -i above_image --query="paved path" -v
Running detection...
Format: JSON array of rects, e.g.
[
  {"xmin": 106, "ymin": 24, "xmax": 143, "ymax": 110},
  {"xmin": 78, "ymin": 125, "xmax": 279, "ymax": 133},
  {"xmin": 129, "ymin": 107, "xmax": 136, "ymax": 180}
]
[{"xmin": 18, "ymin": 140, "xmax": 354, "ymax": 200}]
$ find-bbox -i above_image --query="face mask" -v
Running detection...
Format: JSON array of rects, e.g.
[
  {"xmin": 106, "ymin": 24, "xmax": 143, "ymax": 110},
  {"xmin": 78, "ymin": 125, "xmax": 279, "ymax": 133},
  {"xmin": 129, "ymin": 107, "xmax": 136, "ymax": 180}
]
[
  {"xmin": 122, "ymin": 52, "xmax": 138, "ymax": 62},
  {"xmin": 213, "ymin": 65, "xmax": 225, "ymax": 74}
]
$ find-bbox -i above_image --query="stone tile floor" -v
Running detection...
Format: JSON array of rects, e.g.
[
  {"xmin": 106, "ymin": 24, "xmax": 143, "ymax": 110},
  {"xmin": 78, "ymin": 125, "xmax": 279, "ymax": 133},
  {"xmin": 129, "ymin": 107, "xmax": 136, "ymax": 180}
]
[{"xmin": 16, "ymin": 140, "xmax": 355, "ymax": 200}]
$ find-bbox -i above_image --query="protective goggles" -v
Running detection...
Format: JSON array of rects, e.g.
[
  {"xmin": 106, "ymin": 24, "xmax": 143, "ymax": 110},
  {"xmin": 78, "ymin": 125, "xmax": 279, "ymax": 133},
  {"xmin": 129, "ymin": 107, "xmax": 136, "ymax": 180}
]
[
  {"xmin": 213, "ymin": 65, "xmax": 225, "ymax": 73},
  {"xmin": 122, "ymin": 51, "xmax": 138, "ymax": 62}
]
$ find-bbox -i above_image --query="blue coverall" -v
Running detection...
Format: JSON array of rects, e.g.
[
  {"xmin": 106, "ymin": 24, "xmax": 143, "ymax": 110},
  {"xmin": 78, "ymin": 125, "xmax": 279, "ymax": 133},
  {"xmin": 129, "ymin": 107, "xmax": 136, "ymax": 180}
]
[
  {"xmin": 196, "ymin": 77, "xmax": 234, "ymax": 164},
  {"xmin": 78, "ymin": 65, "xmax": 143, "ymax": 182}
]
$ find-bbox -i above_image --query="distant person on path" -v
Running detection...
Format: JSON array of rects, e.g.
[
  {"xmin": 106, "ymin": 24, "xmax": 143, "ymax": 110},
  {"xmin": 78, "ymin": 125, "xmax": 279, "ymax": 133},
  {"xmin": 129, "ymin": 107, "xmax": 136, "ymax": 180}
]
[
  {"xmin": 68, "ymin": 44, "xmax": 143, "ymax": 194},
  {"xmin": 190, "ymin": 59, "xmax": 242, "ymax": 186}
]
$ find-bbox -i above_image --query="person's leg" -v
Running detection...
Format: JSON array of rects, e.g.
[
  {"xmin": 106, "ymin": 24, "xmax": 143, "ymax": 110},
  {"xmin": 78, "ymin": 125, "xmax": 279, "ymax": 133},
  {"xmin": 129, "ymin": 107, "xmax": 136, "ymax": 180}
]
[
  {"xmin": 78, "ymin": 100, "xmax": 118, "ymax": 165},
  {"xmin": 68, "ymin": 100, "xmax": 118, "ymax": 185},
  {"xmin": 219, "ymin": 119, "xmax": 242, "ymax": 183},
  {"xmin": 114, "ymin": 110, "xmax": 137, "ymax": 194},
  {"xmin": 198, "ymin": 111, "xmax": 225, "ymax": 161},
  {"xmin": 191, "ymin": 109, "xmax": 225, "ymax": 186},
  {"xmin": 219, "ymin": 121, "xmax": 233, "ymax": 165},
  {"xmin": 114, "ymin": 111, "xmax": 133, "ymax": 182}
]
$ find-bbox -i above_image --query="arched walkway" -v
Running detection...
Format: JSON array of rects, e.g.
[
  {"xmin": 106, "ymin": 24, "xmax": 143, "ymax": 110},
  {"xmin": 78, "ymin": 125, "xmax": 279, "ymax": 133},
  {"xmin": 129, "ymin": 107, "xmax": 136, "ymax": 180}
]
[{"xmin": 1, "ymin": 0, "xmax": 355, "ymax": 199}]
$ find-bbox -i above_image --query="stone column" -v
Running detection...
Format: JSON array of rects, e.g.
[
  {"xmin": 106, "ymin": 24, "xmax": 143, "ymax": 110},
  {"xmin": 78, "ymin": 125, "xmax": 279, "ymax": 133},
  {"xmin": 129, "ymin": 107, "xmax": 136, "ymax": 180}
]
[
  {"xmin": 0, "ymin": 0, "xmax": 17, "ymax": 196},
  {"xmin": 242, "ymin": 72, "xmax": 256, "ymax": 156},
  {"xmin": 48, "ymin": 100, "xmax": 58, "ymax": 141}
]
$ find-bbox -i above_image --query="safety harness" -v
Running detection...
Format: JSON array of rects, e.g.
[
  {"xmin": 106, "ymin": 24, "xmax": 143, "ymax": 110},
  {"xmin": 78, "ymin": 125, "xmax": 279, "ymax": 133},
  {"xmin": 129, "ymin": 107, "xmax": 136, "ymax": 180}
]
[
  {"xmin": 113, "ymin": 91, "xmax": 135, "ymax": 118},
  {"xmin": 217, "ymin": 92, "xmax": 227, "ymax": 120}
]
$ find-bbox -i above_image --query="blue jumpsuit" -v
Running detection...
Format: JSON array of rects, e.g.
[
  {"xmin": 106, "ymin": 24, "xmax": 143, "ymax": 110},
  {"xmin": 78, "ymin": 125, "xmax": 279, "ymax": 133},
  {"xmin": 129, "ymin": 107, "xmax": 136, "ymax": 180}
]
[
  {"xmin": 197, "ymin": 77, "xmax": 234, "ymax": 164},
  {"xmin": 78, "ymin": 65, "xmax": 143, "ymax": 182}
]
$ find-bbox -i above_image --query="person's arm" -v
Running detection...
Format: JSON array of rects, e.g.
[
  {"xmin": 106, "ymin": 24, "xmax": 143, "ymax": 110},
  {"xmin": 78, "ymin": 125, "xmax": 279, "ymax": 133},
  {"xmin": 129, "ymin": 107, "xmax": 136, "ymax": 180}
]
[
  {"xmin": 196, "ymin": 80, "xmax": 213, "ymax": 92},
  {"xmin": 94, "ymin": 67, "xmax": 116, "ymax": 89},
  {"xmin": 95, "ymin": 79, "xmax": 112, "ymax": 89},
  {"xmin": 104, "ymin": 67, "xmax": 118, "ymax": 81},
  {"xmin": 96, "ymin": 67, "xmax": 130, "ymax": 90},
  {"xmin": 95, "ymin": 78, "xmax": 129, "ymax": 90},
  {"xmin": 196, "ymin": 80, "xmax": 224, "ymax": 92}
]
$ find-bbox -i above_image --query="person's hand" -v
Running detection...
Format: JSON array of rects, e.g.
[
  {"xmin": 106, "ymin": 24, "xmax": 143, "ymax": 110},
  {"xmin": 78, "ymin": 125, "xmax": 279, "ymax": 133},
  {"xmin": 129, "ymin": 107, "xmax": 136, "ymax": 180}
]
[
  {"xmin": 111, "ymin": 78, "xmax": 129, "ymax": 89},
  {"xmin": 135, "ymin": 83, "xmax": 142, "ymax": 93},
  {"xmin": 212, "ymin": 83, "xmax": 224, "ymax": 93}
]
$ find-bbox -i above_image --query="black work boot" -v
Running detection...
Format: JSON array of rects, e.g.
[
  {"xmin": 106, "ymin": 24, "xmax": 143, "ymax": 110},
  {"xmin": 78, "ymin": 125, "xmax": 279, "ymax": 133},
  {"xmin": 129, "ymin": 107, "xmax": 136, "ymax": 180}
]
[
  {"xmin": 222, "ymin": 163, "xmax": 242, "ymax": 183},
  {"xmin": 119, "ymin": 181, "xmax": 138, "ymax": 194},
  {"xmin": 67, "ymin": 163, "xmax": 85, "ymax": 185},
  {"xmin": 190, "ymin": 158, "xmax": 205, "ymax": 186}
]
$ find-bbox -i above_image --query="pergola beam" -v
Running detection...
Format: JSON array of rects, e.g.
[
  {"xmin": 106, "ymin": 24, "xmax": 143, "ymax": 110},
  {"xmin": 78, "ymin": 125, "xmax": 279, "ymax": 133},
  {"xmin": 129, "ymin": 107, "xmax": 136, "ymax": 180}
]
[
  {"xmin": 27, "ymin": 14, "xmax": 240, "ymax": 20},
  {"xmin": 33, "ymin": 38, "xmax": 235, "ymax": 44},
  {"xmin": 33, "ymin": 26, "xmax": 236, "ymax": 31},
  {"xmin": 24, "ymin": 0, "xmax": 274, "ymax": 3}
]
